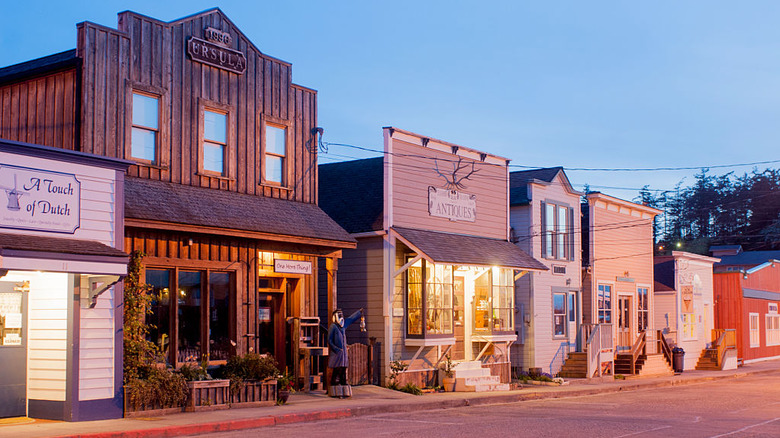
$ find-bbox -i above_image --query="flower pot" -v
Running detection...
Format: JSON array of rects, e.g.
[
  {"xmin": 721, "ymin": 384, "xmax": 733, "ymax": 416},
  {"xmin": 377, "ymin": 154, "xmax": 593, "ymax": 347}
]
[{"xmin": 442, "ymin": 376, "xmax": 456, "ymax": 392}]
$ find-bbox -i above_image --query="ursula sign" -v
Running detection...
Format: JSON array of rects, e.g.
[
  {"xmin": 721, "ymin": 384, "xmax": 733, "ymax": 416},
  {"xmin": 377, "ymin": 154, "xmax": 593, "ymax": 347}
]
[
  {"xmin": 0, "ymin": 165, "xmax": 80, "ymax": 234},
  {"xmin": 428, "ymin": 186, "xmax": 476, "ymax": 222}
]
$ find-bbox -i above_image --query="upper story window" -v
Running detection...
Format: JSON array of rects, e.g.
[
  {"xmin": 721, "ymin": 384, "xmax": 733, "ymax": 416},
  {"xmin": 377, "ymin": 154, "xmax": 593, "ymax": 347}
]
[
  {"xmin": 263, "ymin": 123, "xmax": 287, "ymax": 185},
  {"xmin": 203, "ymin": 110, "xmax": 227, "ymax": 175},
  {"xmin": 542, "ymin": 201, "xmax": 573, "ymax": 260},
  {"xmin": 131, "ymin": 92, "xmax": 159, "ymax": 162}
]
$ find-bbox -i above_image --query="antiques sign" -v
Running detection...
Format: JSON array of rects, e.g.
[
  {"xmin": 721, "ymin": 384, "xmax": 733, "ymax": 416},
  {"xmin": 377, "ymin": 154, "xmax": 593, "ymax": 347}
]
[
  {"xmin": 274, "ymin": 259, "xmax": 312, "ymax": 275},
  {"xmin": 187, "ymin": 27, "xmax": 246, "ymax": 74},
  {"xmin": 0, "ymin": 165, "xmax": 80, "ymax": 234},
  {"xmin": 428, "ymin": 186, "xmax": 476, "ymax": 222}
]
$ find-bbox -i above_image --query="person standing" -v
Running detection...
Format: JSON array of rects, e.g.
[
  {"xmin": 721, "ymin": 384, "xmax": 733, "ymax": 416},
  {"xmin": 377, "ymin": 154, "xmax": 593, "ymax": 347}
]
[{"xmin": 327, "ymin": 308, "xmax": 363, "ymax": 397}]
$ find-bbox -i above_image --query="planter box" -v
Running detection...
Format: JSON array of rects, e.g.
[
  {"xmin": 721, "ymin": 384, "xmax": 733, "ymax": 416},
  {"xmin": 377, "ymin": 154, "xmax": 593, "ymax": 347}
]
[
  {"xmin": 123, "ymin": 385, "xmax": 186, "ymax": 417},
  {"xmin": 229, "ymin": 379, "xmax": 277, "ymax": 408},
  {"xmin": 186, "ymin": 379, "xmax": 230, "ymax": 412}
]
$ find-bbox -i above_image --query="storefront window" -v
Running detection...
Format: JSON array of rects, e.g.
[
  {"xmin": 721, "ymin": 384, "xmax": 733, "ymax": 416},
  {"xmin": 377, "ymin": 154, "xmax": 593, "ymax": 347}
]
[
  {"xmin": 146, "ymin": 269, "xmax": 171, "ymax": 357},
  {"xmin": 209, "ymin": 272, "xmax": 231, "ymax": 360},
  {"xmin": 406, "ymin": 258, "xmax": 453, "ymax": 338},
  {"xmin": 178, "ymin": 271, "xmax": 202, "ymax": 362},
  {"xmin": 474, "ymin": 267, "xmax": 515, "ymax": 334},
  {"xmin": 553, "ymin": 293, "xmax": 566, "ymax": 336},
  {"xmin": 682, "ymin": 313, "xmax": 696, "ymax": 341},
  {"xmin": 474, "ymin": 269, "xmax": 490, "ymax": 331}
]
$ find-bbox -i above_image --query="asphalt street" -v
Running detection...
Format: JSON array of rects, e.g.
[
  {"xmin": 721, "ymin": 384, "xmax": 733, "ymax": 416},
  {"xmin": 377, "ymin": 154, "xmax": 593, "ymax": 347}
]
[{"xmin": 203, "ymin": 371, "xmax": 780, "ymax": 438}]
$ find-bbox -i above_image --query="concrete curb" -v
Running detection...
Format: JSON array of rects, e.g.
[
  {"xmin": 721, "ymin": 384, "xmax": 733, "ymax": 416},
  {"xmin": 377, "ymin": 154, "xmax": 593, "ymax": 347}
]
[{"xmin": 54, "ymin": 367, "xmax": 778, "ymax": 438}]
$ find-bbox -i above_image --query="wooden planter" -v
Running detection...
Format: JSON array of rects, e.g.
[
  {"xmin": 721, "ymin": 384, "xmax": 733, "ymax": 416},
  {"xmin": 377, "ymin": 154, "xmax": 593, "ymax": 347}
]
[
  {"xmin": 229, "ymin": 379, "xmax": 277, "ymax": 408},
  {"xmin": 123, "ymin": 385, "xmax": 185, "ymax": 418},
  {"xmin": 186, "ymin": 379, "xmax": 230, "ymax": 412}
]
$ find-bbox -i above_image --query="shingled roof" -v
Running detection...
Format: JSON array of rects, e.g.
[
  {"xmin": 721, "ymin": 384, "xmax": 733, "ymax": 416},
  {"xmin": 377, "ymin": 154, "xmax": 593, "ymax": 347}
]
[
  {"xmin": 124, "ymin": 177, "xmax": 355, "ymax": 246},
  {"xmin": 0, "ymin": 232, "xmax": 127, "ymax": 258},
  {"xmin": 393, "ymin": 226, "xmax": 548, "ymax": 271},
  {"xmin": 318, "ymin": 158, "xmax": 384, "ymax": 234},
  {"xmin": 509, "ymin": 167, "xmax": 564, "ymax": 206}
]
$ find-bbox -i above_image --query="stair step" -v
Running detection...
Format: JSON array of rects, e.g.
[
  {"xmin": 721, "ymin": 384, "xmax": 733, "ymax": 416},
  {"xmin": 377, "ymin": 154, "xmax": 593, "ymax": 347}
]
[
  {"xmin": 459, "ymin": 376, "xmax": 501, "ymax": 386},
  {"xmin": 453, "ymin": 368, "xmax": 491, "ymax": 378},
  {"xmin": 473, "ymin": 383, "xmax": 510, "ymax": 392}
]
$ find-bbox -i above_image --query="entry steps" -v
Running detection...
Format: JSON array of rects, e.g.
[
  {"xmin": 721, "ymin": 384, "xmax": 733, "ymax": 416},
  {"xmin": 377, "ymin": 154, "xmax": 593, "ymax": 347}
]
[{"xmin": 449, "ymin": 361, "xmax": 510, "ymax": 392}]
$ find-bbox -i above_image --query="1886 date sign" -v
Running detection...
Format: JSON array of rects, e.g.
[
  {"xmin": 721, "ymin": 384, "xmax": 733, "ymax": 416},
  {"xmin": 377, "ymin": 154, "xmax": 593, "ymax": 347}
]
[{"xmin": 187, "ymin": 27, "xmax": 246, "ymax": 74}]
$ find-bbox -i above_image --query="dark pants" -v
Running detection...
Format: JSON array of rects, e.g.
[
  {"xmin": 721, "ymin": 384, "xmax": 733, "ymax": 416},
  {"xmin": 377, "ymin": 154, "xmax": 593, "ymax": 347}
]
[{"xmin": 330, "ymin": 366, "xmax": 347, "ymax": 386}]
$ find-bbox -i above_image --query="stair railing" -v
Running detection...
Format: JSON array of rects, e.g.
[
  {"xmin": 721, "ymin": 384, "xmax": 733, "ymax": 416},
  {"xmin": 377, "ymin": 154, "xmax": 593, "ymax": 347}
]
[
  {"xmin": 712, "ymin": 329, "xmax": 737, "ymax": 368},
  {"xmin": 656, "ymin": 330, "xmax": 673, "ymax": 367},
  {"xmin": 585, "ymin": 323, "xmax": 614, "ymax": 378},
  {"xmin": 629, "ymin": 331, "xmax": 646, "ymax": 374}
]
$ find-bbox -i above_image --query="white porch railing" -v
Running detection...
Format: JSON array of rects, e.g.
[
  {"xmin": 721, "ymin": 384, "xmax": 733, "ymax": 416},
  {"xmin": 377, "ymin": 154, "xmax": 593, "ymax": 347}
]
[{"xmin": 580, "ymin": 323, "xmax": 613, "ymax": 378}]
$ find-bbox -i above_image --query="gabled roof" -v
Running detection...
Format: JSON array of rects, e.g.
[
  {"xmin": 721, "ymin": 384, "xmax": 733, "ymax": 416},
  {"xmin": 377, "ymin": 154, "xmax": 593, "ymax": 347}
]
[
  {"xmin": 509, "ymin": 167, "xmax": 582, "ymax": 206},
  {"xmin": 318, "ymin": 158, "xmax": 384, "ymax": 234},
  {"xmin": 125, "ymin": 177, "xmax": 355, "ymax": 247}
]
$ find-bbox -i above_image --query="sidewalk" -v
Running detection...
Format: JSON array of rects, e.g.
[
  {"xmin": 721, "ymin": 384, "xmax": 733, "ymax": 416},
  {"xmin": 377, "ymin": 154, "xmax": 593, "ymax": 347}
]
[{"xmin": 2, "ymin": 359, "xmax": 778, "ymax": 438}]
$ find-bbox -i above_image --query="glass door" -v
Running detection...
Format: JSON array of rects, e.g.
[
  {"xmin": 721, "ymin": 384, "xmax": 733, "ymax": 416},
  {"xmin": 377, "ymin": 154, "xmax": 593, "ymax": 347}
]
[
  {"xmin": 0, "ymin": 281, "xmax": 27, "ymax": 418},
  {"xmin": 617, "ymin": 296, "xmax": 632, "ymax": 351}
]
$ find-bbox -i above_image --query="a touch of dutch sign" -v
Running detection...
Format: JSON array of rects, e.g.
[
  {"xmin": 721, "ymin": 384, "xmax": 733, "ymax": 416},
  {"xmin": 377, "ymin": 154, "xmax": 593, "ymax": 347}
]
[
  {"xmin": 0, "ymin": 164, "xmax": 80, "ymax": 234},
  {"xmin": 274, "ymin": 259, "xmax": 312, "ymax": 275},
  {"xmin": 428, "ymin": 186, "xmax": 476, "ymax": 222}
]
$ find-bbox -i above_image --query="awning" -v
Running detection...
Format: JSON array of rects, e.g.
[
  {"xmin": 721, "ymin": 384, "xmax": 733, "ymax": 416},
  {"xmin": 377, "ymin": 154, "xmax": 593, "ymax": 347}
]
[
  {"xmin": 0, "ymin": 233, "xmax": 128, "ymax": 275},
  {"xmin": 391, "ymin": 226, "xmax": 547, "ymax": 271}
]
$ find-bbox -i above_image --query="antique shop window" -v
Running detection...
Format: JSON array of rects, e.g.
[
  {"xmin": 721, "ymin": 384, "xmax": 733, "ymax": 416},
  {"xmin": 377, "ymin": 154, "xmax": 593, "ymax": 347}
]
[
  {"xmin": 766, "ymin": 314, "xmax": 780, "ymax": 346},
  {"xmin": 263, "ymin": 123, "xmax": 287, "ymax": 185},
  {"xmin": 474, "ymin": 267, "xmax": 515, "ymax": 334},
  {"xmin": 553, "ymin": 292, "xmax": 566, "ymax": 337},
  {"xmin": 406, "ymin": 258, "xmax": 453, "ymax": 338},
  {"xmin": 542, "ymin": 202, "xmax": 573, "ymax": 260},
  {"xmin": 131, "ymin": 92, "xmax": 159, "ymax": 162},
  {"xmin": 203, "ymin": 109, "xmax": 228, "ymax": 175},
  {"xmin": 749, "ymin": 313, "xmax": 760, "ymax": 348},
  {"xmin": 637, "ymin": 287, "xmax": 649, "ymax": 332},
  {"xmin": 598, "ymin": 284, "xmax": 612, "ymax": 324}
]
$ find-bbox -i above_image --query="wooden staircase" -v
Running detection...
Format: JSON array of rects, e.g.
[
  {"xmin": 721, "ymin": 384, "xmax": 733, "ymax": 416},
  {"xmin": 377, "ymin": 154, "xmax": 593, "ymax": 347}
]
[
  {"xmin": 558, "ymin": 352, "xmax": 588, "ymax": 378},
  {"xmin": 695, "ymin": 348, "xmax": 721, "ymax": 371},
  {"xmin": 615, "ymin": 353, "xmax": 645, "ymax": 375},
  {"xmin": 638, "ymin": 354, "xmax": 674, "ymax": 376}
]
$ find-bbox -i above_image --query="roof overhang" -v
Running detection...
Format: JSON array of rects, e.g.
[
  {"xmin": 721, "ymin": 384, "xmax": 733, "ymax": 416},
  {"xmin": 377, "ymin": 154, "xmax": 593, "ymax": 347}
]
[{"xmin": 0, "ymin": 233, "xmax": 128, "ymax": 275}]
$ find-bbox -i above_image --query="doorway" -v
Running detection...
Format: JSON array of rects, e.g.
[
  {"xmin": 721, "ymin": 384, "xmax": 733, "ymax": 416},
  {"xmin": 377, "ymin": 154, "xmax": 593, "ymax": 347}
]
[
  {"xmin": 617, "ymin": 296, "xmax": 632, "ymax": 351},
  {"xmin": 0, "ymin": 280, "xmax": 27, "ymax": 418},
  {"xmin": 257, "ymin": 277, "xmax": 299, "ymax": 371},
  {"xmin": 452, "ymin": 276, "xmax": 465, "ymax": 360}
]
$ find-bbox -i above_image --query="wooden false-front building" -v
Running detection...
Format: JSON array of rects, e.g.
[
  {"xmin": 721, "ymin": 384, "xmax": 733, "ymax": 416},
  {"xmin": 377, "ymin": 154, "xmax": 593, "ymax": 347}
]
[{"xmin": 0, "ymin": 7, "xmax": 355, "ymax": 402}]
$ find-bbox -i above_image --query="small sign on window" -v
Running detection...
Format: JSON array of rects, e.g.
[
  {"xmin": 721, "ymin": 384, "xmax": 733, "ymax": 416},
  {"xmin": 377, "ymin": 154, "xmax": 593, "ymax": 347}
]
[{"xmin": 769, "ymin": 303, "xmax": 778, "ymax": 314}]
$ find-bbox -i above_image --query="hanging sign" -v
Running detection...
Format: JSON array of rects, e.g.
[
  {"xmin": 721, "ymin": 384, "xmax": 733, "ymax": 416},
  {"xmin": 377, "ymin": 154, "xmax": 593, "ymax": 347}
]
[
  {"xmin": 274, "ymin": 259, "xmax": 312, "ymax": 275},
  {"xmin": 0, "ymin": 164, "xmax": 80, "ymax": 234},
  {"xmin": 428, "ymin": 186, "xmax": 476, "ymax": 222}
]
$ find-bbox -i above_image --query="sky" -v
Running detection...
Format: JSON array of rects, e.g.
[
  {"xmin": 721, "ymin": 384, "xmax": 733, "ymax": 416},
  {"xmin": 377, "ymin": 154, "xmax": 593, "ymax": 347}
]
[{"xmin": 2, "ymin": 1, "xmax": 780, "ymax": 201}]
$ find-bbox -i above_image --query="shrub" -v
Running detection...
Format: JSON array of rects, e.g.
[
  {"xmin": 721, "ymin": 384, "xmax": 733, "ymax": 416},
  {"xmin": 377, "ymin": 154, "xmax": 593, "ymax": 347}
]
[
  {"xmin": 400, "ymin": 382, "xmax": 423, "ymax": 395},
  {"xmin": 216, "ymin": 353, "xmax": 280, "ymax": 394},
  {"xmin": 125, "ymin": 366, "xmax": 188, "ymax": 410}
]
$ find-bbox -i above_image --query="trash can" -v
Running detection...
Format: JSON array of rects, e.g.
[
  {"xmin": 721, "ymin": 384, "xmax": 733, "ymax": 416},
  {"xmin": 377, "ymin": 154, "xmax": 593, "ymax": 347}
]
[{"xmin": 672, "ymin": 347, "xmax": 685, "ymax": 373}]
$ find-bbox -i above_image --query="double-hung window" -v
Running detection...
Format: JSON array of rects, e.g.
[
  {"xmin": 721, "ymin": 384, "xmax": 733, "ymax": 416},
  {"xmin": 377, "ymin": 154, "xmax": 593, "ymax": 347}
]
[
  {"xmin": 598, "ymin": 284, "xmax": 612, "ymax": 324},
  {"xmin": 203, "ymin": 110, "xmax": 227, "ymax": 175},
  {"xmin": 264, "ymin": 123, "xmax": 287, "ymax": 185},
  {"xmin": 542, "ymin": 202, "xmax": 573, "ymax": 260},
  {"xmin": 749, "ymin": 313, "xmax": 760, "ymax": 348},
  {"xmin": 131, "ymin": 92, "xmax": 159, "ymax": 162},
  {"xmin": 766, "ymin": 314, "xmax": 780, "ymax": 346},
  {"xmin": 637, "ymin": 287, "xmax": 649, "ymax": 332},
  {"xmin": 553, "ymin": 292, "xmax": 566, "ymax": 337}
]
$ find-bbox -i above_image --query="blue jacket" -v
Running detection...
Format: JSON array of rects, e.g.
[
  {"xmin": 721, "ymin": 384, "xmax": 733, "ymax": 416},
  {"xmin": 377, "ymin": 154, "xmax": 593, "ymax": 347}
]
[{"xmin": 327, "ymin": 310, "xmax": 361, "ymax": 368}]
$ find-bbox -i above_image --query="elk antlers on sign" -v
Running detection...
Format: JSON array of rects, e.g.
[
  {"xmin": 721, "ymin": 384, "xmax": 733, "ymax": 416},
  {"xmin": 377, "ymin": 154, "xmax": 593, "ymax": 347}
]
[{"xmin": 434, "ymin": 157, "xmax": 479, "ymax": 190}]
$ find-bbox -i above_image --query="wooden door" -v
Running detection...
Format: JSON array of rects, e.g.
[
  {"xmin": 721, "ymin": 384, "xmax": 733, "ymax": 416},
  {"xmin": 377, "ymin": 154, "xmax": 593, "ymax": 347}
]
[{"xmin": 617, "ymin": 296, "xmax": 632, "ymax": 351}]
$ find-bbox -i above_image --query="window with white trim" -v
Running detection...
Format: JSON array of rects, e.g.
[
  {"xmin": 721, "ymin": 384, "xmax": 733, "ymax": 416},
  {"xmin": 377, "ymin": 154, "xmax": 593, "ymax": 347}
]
[
  {"xmin": 553, "ymin": 292, "xmax": 566, "ymax": 337},
  {"xmin": 131, "ymin": 92, "xmax": 159, "ymax": 162},
  {"xmin": 766, "ymin": 314, "xmax": 780, "ymax": 346},
  {"xmin": 264, "ymin": 123, "xmax": 287, "ymax": 185},
  {"xmin": 203, "ymin": 109, "xmax": 227, "ymax": 175},
  {"xmin": 637, "ymin": 287, "xmax": 649, "ymax": 332},
  {"xmin": 681, "ymin": 313, "xmax": 696, "ymax": 341},
  {"xmin": 749, "ymin": 313, "xmax": 760, "ymax": 348},
  {"xmin": 542, "ymin": 202, "xmax": 573, "ymax": 260},
  {"xmin": 406, "ymin": 259, "xmax": 453, "ymax": 337},
  {"xmin": 598, "ymin": 284, "xmax": 612, "ymax": 324}
]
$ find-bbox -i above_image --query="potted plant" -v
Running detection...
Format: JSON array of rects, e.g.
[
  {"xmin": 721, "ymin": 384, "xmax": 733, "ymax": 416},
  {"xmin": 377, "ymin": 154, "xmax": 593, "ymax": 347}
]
[
  {"xmin": 179, "ymin": 354, "xmax": 230, "ymax": 412},
  {"xmin": 276, "ymin": 371, "xmax": 294, "ymax": 404},
  {"xmin": 439, "ymin": 354, "xmax": 456, "ymax": 392},
  {"xmin": 217, "ymin": 353, "xmax": 280, "ymax": 406}
]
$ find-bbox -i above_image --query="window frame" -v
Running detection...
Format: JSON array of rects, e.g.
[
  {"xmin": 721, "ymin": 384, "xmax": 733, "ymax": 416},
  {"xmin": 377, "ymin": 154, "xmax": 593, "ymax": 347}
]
[
  {"xmin": 541, "ymin": 200, "xmax": 574, "ymax": 261},
  {"xmin": 553, "ymin": 292, "xmax": 567, "ymax": 338},
  {"xmin": 681, "ymin": 313, "xmax": 696, "ymax": 341},
  {"xmin": 637, "ymin": 287, "xmax": 649, "ymax": 332},
  {"xmin": 197, "ymin": 99, "xmax": 236, "ymax": 180},
  {"xmin": 259, "ymin": 115, "xmax": 292, "ymax": 188},
  {"xmin": 404, "ymin": 258, "xmax": 454, "ymax": 340},
  {"xmin": 749, "ymin": 312, "xmax": 760, "ymax": 348},
  {"xmin": 597, "ymin": 283, "xmax": 613, "ymax": 324},
  {"xmin": 126, "ymin": 82, "xmax": 169, "ymax": 167},
  {"xmin": 766, "ymin": 314, "xmax": 780, "ymax": 347}
]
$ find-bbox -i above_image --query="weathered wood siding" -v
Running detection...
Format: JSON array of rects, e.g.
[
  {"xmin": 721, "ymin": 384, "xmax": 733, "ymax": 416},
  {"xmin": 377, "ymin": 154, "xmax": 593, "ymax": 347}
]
[
  {"xmin": 387, "ymin": 132, "xmax": 508, "ymax": 240},
  {"xmin": 76, "ymin": 10, "xmax": 317, "ymax": 201},
  {"xmin": 0, "ymin": 69, "xmax": 78, "ymax": 150}
]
